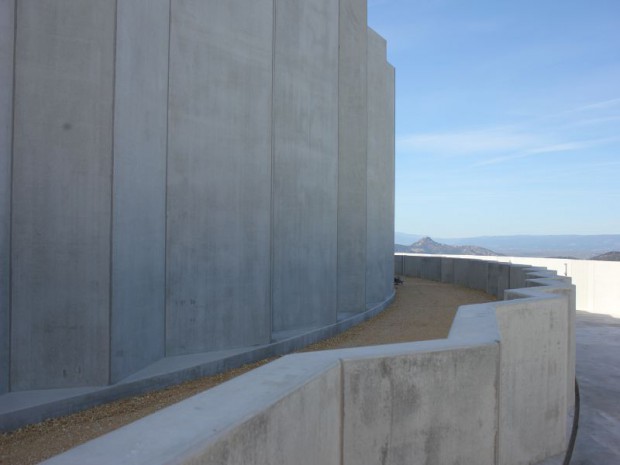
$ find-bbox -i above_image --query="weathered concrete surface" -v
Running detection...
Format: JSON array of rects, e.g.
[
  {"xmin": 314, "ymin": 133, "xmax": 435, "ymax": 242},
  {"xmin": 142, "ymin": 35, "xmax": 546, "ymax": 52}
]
[
  {"xmin": 272, "ymin": 0, "xmax": 339, "ymax": 331},
  {"xmin": 166, "ymin": 0, "xmax": 273, "ymax": 354},
  {"xmin": 342, "ymin": 344, "xmax": 498, "ymax": 465},
  {"xmin": 366, "ymin": 29, "xmax": 393, "ymax": 306},
  {"xmin": 110, "ymin": 0, "xmax": 169, "ymax": 383},
  {"xmin": 11, "ymin": 0, "xmax": 115, "ymax": 389},
  {"xmin": 496, "ymin": 297, "xmax": 568, "ymax": 465},
  {"xmin": 41, "ymin": 355, "xmax": 342, "ymax": 465},
  {"xmin": 0, "ymin": 0, "xmax": 15, "ymax": 396},
  {"xmin": 338, "ymin": 0, "xmax": 367, "ymax": 314}
]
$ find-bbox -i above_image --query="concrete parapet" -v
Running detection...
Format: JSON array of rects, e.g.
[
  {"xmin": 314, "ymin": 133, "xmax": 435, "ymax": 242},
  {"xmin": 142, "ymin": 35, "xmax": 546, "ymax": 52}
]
[
  {"xmin": 420, "ymin": 255, "xmax": 441, "ymax": 281},
  {"xmin": 402, "ymin": 254, "xmax": 620, "ymax": 318},
  {"xmin": 403, "ymin": 255, "xmax": 423, "ymax": 277},
  {"xmin": 441, "ymin": 257, "xmax": 455, "ymax": 283},
  {"xmin": 41, "ymin": 257, "xmax": 574, "ymax": 464}
]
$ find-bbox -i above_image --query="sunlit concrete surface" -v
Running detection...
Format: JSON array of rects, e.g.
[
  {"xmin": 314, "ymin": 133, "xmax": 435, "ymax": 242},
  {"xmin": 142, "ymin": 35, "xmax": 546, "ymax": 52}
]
[{"xmin": 571, "ymin": 311, "xmax": 620, "ymax": 464}]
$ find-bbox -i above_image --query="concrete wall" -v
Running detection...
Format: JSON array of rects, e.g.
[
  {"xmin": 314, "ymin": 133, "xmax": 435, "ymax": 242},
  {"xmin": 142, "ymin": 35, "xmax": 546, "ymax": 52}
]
[
  {"xmin": 110, "ymin": 0, "xmax": 169, "ymax": 383},
  {"xmin": 11, "ymin": 0, "xmax": 116, "ymax": 389},
  {"xmin": 414, "ymin": 254, "xmax": 620, "ymax": 318},
  {"xmin": 1, "ymin": 1, "xmax": 395, "ymax": 393},
  {"xmin": 342, "ymin": 343, "xmax": 498, "ymax": 465},
  {"xmin": 338, "ymin": 0, "xmax": 368, "ymax": 314},
  {"xmin": 166, "ymin": 0, "xmax": 273, "ymax": 355},
  {"xmin": 366, "ymin": 29, "xmax": 394, "ymax": 306},
  {"xmin": 0, "ymin": 0, "xmax": 15, "ymax": 396},
  {"xmin": 272, "ymin": 0, "xmax": 339, "ymax": 332},
  {"xmin": 42, "ymin": 257, "xmax": 574, "ymax": 465}
]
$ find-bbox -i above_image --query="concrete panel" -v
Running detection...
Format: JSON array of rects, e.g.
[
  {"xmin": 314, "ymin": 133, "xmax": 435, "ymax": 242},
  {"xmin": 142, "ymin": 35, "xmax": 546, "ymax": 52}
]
[
  {"xmin": 486, "ymin": 262, "xmax": 501, "ymax": 297},
  {"xmin": 366, "ymin": 29, "xmax": 392, "ymax": 305},
  {"xmin": 420, "ymin": 256, "xmax": 441, "ymax": 281},
  {"xmin": 0, "ymin": 0, "xmax": 15, "ymax": 395},
  {"xmin": 393, "ymin": 255, "xmax": 405, "ymax": 276},
  {"xmin": 110, "ymin": 0, "xmax": 169, "ymax": 382},
  {"xmin": 272, "ymin": 0, "xmax": 339, "ymax": 331},
  {"xmin": 10, "ymin": 0, "xmax": 115, "ymax": 389},
  {"xmin": 509, "ymin": 264, "xmax": 530, "ymax": 290},
  {"xmin": 166, "ymin": 0, "xmax": 273, "ymax": 355},
  {"xmin": 195, "ymin": 359, "xmax": 341, "ymax": 465},
  {"xmin": 453, "ymin": 259, "xmax": 470, "ymax": 287},
  {"xmin": 386, "ymin": 63, "xmax": 396, "ymax": 291},
  {"xmin": 468, "ymin": 259, "xmax": 488, "ymax": 291},
  {"xmin": 403, "ymin": 255, "xmax": 421, "ymax": 278},
  {"xmin": 496, "ymin": 297, "xmax": 568, "ymax": 464},
  {"xmin": 342, "ymin": 344, "xmax": 498, "ymax": 465},
  {"xmin": 496, "ymin": 263, "xmax": 511, "ymax": 298},
  {"xmin": 441, "ymin": 257, "xmax": 455, "ymax": 283},
  {"xmin": 337, "ymin": 0, "xmax": 367, "ymax": 314}
]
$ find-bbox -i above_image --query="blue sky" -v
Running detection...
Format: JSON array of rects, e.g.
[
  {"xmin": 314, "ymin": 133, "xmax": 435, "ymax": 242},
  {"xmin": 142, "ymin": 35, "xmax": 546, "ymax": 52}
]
[{"xmin": 367, "ymin": 0, "xmax": 620, "ymax": 238}]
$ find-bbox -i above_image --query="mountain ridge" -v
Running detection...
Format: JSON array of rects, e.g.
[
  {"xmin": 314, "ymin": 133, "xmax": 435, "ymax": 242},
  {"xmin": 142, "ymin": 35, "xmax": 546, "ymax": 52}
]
[
  {"xmin": 395, "ymin": 236, "xmax": 500, "ymax": 256},
  {"xmin": 395, "ymin": 232, "xmax": 620, "ymax": 259}
]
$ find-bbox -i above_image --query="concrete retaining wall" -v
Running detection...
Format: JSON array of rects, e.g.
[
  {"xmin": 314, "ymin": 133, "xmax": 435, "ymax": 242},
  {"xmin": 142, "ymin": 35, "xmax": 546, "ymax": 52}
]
[
  {"xmin": 404, "ymin": 254, "xmax": 620, "ymax": 318},
  {"xmin": 42, "ymin": 257, "xmax": 575, "ymax": 465},
  {"xmin": 0, "ymin": 0, "xmax": 394, "ymax": 400}
]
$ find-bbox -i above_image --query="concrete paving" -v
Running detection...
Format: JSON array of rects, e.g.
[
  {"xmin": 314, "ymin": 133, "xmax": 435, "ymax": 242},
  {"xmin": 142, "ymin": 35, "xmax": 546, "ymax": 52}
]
[
  {"xmin": 570, "ymin": 311, "xmax": 620, "ymax": 464},
  {"xmin": 540, "ymin": 310, "xmax": 620, "ymax": 465}
]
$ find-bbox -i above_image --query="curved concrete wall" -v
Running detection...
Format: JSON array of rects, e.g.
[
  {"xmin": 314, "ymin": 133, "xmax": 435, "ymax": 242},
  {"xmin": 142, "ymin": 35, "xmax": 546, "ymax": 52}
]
[
  {"xmin": 41, "ymin": 257, "xmax": 575, "ymax": 465},
  {"xmin": 0, "ymin": 0, "xmax": 394, "ymax": 394},
  {"xmin": 401, "ymin": 253, "xmax": 620, "ymax": 318}
]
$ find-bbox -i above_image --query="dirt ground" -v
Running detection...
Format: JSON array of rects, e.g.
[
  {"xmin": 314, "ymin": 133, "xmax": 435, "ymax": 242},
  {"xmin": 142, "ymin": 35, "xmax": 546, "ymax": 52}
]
[{"xmin": 0, "ymin": 277, "xmax": 495, "ymax": 464}]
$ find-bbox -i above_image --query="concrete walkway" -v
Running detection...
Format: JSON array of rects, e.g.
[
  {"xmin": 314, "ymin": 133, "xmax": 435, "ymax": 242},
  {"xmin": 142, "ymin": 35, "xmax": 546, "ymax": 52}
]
[{"xmin": 570, "ymin": 311, "xmax": 620, "ymax": 464}]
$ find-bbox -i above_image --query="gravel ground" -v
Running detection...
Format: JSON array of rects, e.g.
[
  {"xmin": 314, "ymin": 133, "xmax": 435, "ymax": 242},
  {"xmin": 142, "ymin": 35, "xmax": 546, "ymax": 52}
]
[{"xmin": 0, "ymin": 277, "xmax": 495, "ymax": 464}]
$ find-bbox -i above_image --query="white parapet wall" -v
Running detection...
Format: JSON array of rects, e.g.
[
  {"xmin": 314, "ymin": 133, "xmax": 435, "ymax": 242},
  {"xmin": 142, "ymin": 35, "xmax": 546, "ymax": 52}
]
[
  {"xmin": 396, "ymin": 253, "xmax": 619, "ymax": 318},
  {"xmin": 42, "ymin": 256, "xmax": 575, "ymax": 465}
]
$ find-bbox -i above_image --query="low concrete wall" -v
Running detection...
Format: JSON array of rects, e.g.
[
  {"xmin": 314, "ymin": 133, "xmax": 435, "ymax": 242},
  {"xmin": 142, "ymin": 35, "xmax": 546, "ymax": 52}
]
[
  {"xmin": 403, "ymin": 254, "xmax": 619, "ymax": 318},
  {"xmin": 42, "ymin": 257, "xmax": 575, "ymax": 465}
]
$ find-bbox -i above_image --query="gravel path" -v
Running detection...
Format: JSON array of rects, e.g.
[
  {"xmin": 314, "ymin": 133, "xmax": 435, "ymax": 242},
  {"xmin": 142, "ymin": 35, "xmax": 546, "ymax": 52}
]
[{"xmin": 0, "ymin": 277, "xmax": 495, "ymax": 464}]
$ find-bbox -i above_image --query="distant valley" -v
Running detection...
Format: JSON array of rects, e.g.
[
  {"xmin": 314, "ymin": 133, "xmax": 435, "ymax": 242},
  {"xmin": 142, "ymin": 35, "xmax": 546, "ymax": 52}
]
[{"xmin": 395, "ymin": 232, "xmax": 620, "ymax": 260}]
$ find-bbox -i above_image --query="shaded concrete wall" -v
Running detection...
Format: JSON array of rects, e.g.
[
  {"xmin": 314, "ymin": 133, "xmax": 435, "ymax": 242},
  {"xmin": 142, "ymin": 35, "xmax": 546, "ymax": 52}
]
[
  {"xmin": 110, "ymin": 0, "xmax": 169, "ymax": 383},
  {"xmin": 42, "ymin": 259, "xmax": 573, "ymax": 465},
  {"xmin": 338, "ymin": 0, "xmax": 367, "ymax": 314},
  {"xmin": 1, "ymin": 1, "xmax": 394, "ymax": 391},
  {"xmin": 272, "ymin": 0, "xmax": 339, "ymax": 332},
  {"xmin": 0, "ymin": 0, "xmax": 15, "ymax": 395},
  {"xmin": 366, "ymin": 29, "xmax": 394, "ymax": 306},
  {"xmin": 11, "ymin": 0, "xmax": 116, "ymax": 390},
  {"xmin": 166, "ymin": 0, "xmax": 273, "ymax": 355}
]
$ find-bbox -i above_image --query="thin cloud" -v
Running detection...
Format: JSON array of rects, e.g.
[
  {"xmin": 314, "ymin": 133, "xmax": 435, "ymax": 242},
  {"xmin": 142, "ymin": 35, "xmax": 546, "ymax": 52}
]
[
  {"xmin": 476, "ymin": 138, "xmax": 617, "ymax": 166},
  {"xmin": 397, "ymin": 127, "xmax": 540, "ymax": 156}
]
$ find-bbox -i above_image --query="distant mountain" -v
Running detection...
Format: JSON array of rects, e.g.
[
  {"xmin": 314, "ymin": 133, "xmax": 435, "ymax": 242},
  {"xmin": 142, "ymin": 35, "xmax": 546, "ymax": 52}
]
[
  {"xmin": 395, "ymin": 232, "xmax": 620, "ymax": 259},
  {"xmin": 590, "ymin": 251, "xmax": 620, "ymax": 261},
  {"xmin": 395, "ymin": 236, "xmax": 500, "ymax": 256}
]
